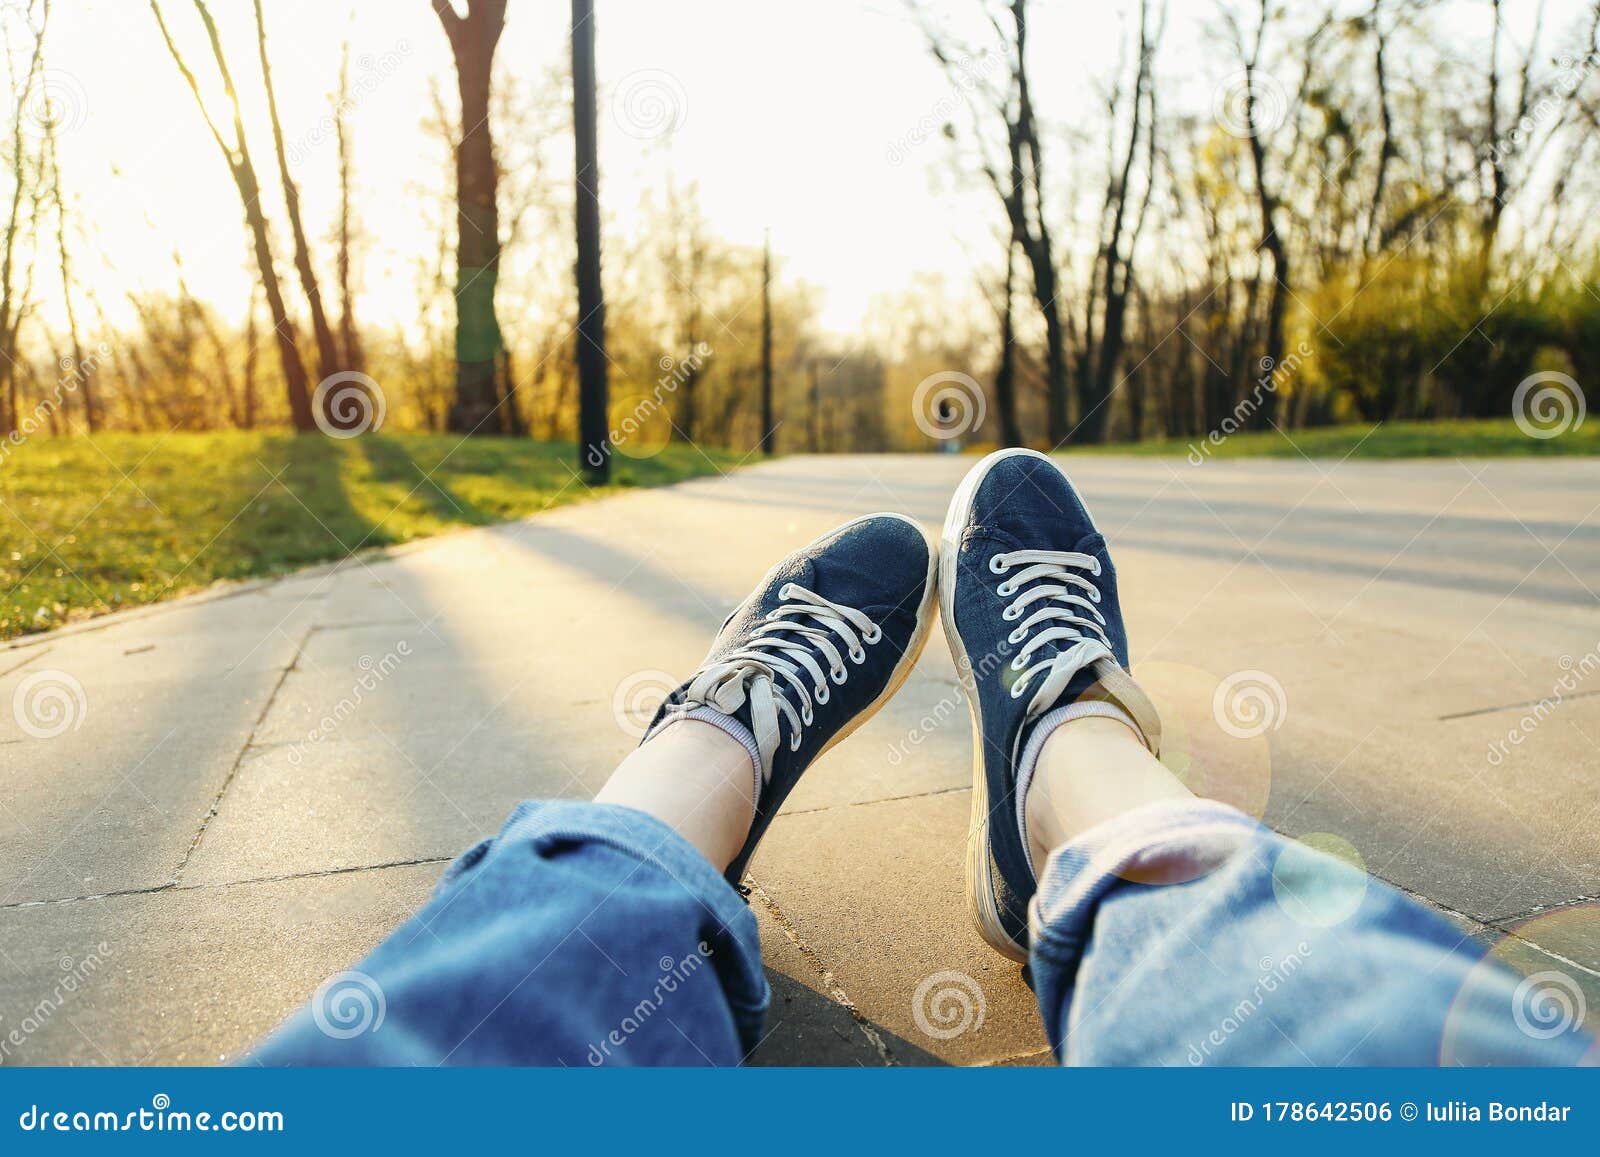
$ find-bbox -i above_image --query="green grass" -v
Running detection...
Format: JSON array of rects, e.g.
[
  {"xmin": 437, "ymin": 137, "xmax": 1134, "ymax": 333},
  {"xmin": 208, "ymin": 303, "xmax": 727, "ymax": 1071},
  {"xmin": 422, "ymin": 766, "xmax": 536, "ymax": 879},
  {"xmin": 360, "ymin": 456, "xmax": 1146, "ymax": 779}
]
[
  {"xmin": 0, "ymin": 432, "xmax": 737, "ymax": 640},
  {"xmin": 1063, "ymin": 418, "xmax": 1600, "ymax": 461}
]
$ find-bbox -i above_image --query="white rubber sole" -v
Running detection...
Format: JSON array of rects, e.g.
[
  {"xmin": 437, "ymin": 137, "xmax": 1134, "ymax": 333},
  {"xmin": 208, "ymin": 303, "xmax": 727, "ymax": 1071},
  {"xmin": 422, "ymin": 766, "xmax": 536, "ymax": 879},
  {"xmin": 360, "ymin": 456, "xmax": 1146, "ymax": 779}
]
[
  {"xmin": 939, "ymin": 448, "xmax": 1073, "ymax": 962},
  {"xmin": 809, "ymin": 512, "xmax": 941, "ymax": 766}
]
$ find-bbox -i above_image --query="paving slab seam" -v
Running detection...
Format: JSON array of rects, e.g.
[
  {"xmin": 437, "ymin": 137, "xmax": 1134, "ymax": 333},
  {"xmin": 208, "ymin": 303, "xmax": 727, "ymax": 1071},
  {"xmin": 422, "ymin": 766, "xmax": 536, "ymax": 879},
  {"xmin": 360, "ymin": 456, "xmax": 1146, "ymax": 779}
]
[
  {"xmin": 1488, "ymin": 891, "xmax": 1600, "ymax": 925},
  {"xmin": 1384, "ymin": 878, "xmax": 1599, "ymax": 977},
  {"xmin": 745, "ymin": 880, "xmax": 897, "ymax": 1066},
  {"xmin": 1438, "ymin": 689, "xmax": 1600, "ymax": 721},
  {"xmin": 779, "ymin": 783, "xmax": 970, "ymax": 819},
  {"xmin": 167, "ymin": 624, "xmax": 315, "ymax": 887},
  {"xmin": 0, "ymin": 854, "xmax": 453, "ymax": 912},
  {"xmin": 1485, "ymin": 937, "xmax": 1600, "ymax": 981}
]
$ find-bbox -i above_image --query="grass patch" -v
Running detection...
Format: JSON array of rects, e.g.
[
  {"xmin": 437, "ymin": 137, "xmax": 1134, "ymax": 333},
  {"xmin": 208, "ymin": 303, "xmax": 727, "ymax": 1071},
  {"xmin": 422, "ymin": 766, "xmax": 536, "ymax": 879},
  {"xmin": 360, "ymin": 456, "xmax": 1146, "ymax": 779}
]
[
  {"xmin": 0, "ymin": 431, "xmax": 737, "ymax": 640},
  {"xmin": 1063, "ymin": 419, "xmax": 1600, "ymax": 461}
]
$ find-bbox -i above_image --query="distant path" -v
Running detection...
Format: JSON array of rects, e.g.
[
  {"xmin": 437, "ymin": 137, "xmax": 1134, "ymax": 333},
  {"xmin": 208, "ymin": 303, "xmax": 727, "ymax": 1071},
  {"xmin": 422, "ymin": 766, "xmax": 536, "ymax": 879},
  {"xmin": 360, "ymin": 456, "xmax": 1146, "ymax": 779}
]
[{"xmin": 1, "ymin": 453, "xmax": 1596, "ymax": 1064}]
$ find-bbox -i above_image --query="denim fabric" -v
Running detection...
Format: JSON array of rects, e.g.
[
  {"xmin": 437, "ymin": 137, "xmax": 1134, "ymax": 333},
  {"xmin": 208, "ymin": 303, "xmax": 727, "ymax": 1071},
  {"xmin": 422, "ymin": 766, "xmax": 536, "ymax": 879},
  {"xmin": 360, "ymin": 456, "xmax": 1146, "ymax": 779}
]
[
  {"xmin": 254, "ymin": 796, "xmax": 1594, "ymax": 1067},
  {"xmin": 1029, "ymin": 798, "xmax": 1597, "ymax": 1066},
  {"xmin": 250, "ymin": 801, "xmax": 768, "ymax": 1067}
]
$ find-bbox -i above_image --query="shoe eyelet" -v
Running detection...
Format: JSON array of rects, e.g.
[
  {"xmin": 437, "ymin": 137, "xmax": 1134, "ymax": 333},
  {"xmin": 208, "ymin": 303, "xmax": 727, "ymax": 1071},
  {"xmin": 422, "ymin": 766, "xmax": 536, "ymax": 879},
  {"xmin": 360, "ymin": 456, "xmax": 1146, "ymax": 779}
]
[
  {"xmin": 849, "ymin": 647, "xmax": 866, "ymax": 664},
  {"xmin": 830, "ymin": 666, "xmax": 848, "ymax": 685},
  {"xmin": 996, "ymin": 582, "xmax": 1014, "ymax": 597},
  {"xmin": 815, "ymin": 684, "xmax": 830, "ymax": 705},
  {"xmin": 1001, "ymin": 605, "xmax": 1021, "ymax": 621},
  {"xmin": 863, "ymin": 625, "xmax": 882, "ymax": 644},
  {"xmin": 1010, "ymin": 655, "xmax": 1025, "ymax": 671},
  {"xmin": 1008, "ymin": 629, "xmax": 1025, "ymax": 645},
  {"xmin": 789, "ymin": 735, "xmax": 802, "ymax": 751},
  {"xmin": 989, "ymin": 555, "xmax": 1009, "ymax": 575},
  {"xmin": 1091, "ymin": 590, "xmax": 1102, "ymax": 603},
  {"xmin": 1009, "ymin": 684, "xmax": 1025, "ymax": 700},
  {"xmin": 1091, "ymin": 560, "xmax": 1103, "ymax": 576},
  {"xmin": 778, "ymin": 583, "xmax": 794, "ymax": 599},
  {"xmin": 801, "ymin": 707, "xmax": 814, "ymax": 725}
]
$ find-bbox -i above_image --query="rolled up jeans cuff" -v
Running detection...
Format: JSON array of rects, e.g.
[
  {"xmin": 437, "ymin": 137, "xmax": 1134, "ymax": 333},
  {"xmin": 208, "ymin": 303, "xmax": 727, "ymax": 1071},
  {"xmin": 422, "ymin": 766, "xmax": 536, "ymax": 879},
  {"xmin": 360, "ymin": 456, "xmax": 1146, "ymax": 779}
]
[
  {"xmin": 442, "ymin": 799, "xmax": 771, "ymax": 1053},
  {"xmin": 1029, "ymin": 797, "xmax": 1259, "ymax": 966}
]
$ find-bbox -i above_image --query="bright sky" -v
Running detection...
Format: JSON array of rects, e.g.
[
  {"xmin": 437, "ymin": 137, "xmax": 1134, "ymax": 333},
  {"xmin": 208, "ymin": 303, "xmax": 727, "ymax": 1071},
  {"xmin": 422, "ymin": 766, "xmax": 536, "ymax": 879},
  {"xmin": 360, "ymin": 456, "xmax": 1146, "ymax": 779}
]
[{"xmin": 38, "ymin": 0, "xmax": 1579, "ymax": 339}]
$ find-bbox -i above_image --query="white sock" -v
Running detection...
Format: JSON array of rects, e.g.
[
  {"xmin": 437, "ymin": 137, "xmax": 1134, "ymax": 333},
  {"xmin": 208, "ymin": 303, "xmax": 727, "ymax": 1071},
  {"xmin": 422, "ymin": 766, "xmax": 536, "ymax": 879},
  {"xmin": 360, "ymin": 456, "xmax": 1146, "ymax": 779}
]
[{"xmin": 1014, "ymin": 700, "xmax": 1145, "ymax": 878}]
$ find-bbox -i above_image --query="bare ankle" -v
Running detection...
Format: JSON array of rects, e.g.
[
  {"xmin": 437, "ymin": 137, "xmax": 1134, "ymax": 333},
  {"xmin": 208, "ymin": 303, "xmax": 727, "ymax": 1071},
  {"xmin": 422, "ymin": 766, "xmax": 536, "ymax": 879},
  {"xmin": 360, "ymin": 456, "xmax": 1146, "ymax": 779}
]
[{"xmin": 1023, "ymin": 714, "xmax": 1191, "ymax": 868}]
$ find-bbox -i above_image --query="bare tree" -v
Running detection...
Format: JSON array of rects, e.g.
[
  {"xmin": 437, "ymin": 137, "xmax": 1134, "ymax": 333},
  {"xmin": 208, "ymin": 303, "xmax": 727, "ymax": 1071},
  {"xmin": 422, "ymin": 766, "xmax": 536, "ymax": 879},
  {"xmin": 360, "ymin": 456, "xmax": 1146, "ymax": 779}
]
[
  {"xmin": 914, "ymin": 0, "xmax": 1072, "ymax": 443},
  {"xmin": 1479, "ymin": 0, "xmax": 1547, "ymax": 280},
  {"xmin": 759, "ymin": 228, "xmax": 774, "ymax": 454},
  {"xmin": 0, "ymin": 0, "xmax": 47, "ymax": 435},
  {"xmin": 150, "ymin": 0, "xmax": 314, "ymax": 431},
  {"xmin": 335, "ymin": 41, "xmax": 365, "ymax": 375},
  {"xmin": 1082, "ymin": 0, "xmax": 1163, "ymax": 441},
  {"xmin": 254, "ymin": 0, "xmax": 339, "ymax": 383},
  {"xmin": 432, "ymin": 0, "xmax": 510, "ymax": 434},
  {"xmin": 46, "ymin": 107, "xmax": 94, "ymax": 431}
]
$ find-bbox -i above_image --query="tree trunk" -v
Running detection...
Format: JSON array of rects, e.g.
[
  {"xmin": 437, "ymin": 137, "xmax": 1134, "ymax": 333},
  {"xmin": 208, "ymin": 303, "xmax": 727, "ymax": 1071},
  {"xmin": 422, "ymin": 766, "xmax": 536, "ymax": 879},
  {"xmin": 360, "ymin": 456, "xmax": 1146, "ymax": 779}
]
[
  {"xmin": 243, "ymin": 287, "xmax": 260, "ymax": 429},
  {"xmin": 570, "ymin": 0, "xmax": 609, "ymax": 479},
  {"xmin": 1246, "ymin": 61, "xmax": 1287, "ymax": 428},
  {"xmin": 994, "ymin": 239, "xmax": 1022, "ymax": 447},
  {"xmin": 0, "ymin": 3, "xmax": 46, "ymax": 435},
  {"xmin": 335, "ymin": 44, "xmax": 365, "ymax": 376},
  {"xmin": 759, "ymin": 228, "xmax": 775, "ymax": 454},
  {"xmin": 254, "ymin": 0, "xmax": 338, "ymax": 387},
  {"xmin": 434, "ymin": 0, "xmax": 508, "ymax": 435},
  {"xmin": 151, "ymin": 0, "xmax": 313, "ymax": 431}
]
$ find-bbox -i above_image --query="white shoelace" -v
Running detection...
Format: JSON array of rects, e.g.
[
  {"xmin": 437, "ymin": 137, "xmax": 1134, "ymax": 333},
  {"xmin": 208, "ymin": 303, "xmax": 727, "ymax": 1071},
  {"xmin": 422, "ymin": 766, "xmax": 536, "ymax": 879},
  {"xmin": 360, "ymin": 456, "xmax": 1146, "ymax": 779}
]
[
  {"xmin": 991, "ymin": 548, "xmax": 1115, "ymax": 720},
  {"xmin": 677, "ymin": 583, "xmax": 881, "ymax": 783}
]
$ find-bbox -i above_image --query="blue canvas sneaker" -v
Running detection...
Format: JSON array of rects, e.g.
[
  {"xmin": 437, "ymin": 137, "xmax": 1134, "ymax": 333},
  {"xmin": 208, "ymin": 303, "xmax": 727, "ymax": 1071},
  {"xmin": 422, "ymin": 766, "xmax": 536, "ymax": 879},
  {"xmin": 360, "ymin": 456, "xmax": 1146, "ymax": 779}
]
[
  {"xmin": 940, "ymin": 449, "xmax": 1162, "ymax": 960},
  {"xmin": 646, "ymin": 513, "xmax": 938, "ymax": 885}
]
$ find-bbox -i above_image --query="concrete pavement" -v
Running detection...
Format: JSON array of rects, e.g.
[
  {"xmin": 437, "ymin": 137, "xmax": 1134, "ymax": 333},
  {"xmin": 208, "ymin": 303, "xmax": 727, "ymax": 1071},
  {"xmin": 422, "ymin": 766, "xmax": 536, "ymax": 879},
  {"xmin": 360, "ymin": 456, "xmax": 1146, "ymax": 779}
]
[{"xmin": 1, "ymin": 452, "xmax": 1597, "ymax": 1065}]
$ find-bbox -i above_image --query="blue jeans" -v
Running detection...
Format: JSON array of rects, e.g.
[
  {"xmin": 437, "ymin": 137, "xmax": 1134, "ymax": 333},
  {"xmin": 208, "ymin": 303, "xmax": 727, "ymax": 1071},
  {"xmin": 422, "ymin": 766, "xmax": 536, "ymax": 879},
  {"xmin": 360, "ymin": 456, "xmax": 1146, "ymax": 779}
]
[{"xmin": 251, "ymin": 799, "xmax": 1595, "ymax": 1066}]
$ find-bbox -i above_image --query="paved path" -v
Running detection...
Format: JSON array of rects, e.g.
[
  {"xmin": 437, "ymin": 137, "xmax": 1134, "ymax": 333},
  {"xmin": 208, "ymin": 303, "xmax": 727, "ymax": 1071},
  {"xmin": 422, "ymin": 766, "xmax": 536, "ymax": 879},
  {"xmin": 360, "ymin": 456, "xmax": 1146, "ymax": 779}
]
[{"xmin": 2, "ymin": 453, "xmax": 1597, "ymax": 1065}]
